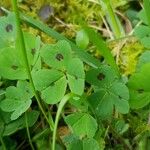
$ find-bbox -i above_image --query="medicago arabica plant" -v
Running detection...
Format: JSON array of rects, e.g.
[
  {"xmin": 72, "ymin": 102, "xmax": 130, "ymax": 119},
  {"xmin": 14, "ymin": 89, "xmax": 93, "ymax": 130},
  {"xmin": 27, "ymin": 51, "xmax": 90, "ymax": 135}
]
[{"xmin": 1, "ymin": 0, "xmax": 150, "ymax": 150}]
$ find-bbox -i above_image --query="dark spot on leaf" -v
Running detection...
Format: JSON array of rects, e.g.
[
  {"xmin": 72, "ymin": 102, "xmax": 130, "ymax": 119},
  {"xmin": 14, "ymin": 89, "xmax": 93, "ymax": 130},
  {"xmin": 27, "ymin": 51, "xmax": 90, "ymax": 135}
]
[
  {"xmin": 11, "ymin": 65, "xmax": 18, "ymax": 70},
  {"xmin": 74, "ymin": 75, "xmax": 78, "ymax": 80},
  {"xmin": 6, "ymin": 24, "xmax": 13, "ymax": 32},
  {"xmin": 26, "ymin": 89, "xmax": 29, "ymax": 93},
  {"xmin": 55, "ymin": 53, "xmax": 64, "ymax": 61},
  {"xmin": 137, "ymin": 89, "xmax": 144, "ymax": 94},
  {"xmin": 97, "ymin": 73, "xmax": 105, "ymax": 81},
  {"xmin": 31, "ymin": 48, "xmax": 36, "ymax": 55},
  {"xmin": 119, "ymin": 96, "xmax": 122, "ymax": 99}
]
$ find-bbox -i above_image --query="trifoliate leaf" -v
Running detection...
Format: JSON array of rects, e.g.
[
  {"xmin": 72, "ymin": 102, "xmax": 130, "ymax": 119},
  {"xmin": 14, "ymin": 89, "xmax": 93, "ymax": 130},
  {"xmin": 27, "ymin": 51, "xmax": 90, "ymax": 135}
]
[
  {"xmin": 128, "ymin": 63, "xmax": 150, "ymax": 109},
  {"xmin": 0, "ymin": 32, "xmax": 42, "ymax": 80},
  {"xmin": 75, "ymin": 29, "xmax": 89, "ymax": 49},
  {"xmin": 40, "ymin": 40, "xmax": 72, "ymax": 70},
  {"xmin": 0, "ymin": 81, "xmax": 33, "ymax": 120},
  {"xmin": 67, "ymin": 58, "xmax": 85, "ymax": 95},
  {"xmin": 86, "ymin": 65, "xmax": 118, "ymax": 88},
  {"xmin": 0, "ymin": 47, "xmax": 27, "ymax": 80},
  {"xmin": 32, "ymin": 69, "xmax": 67, "ymax": 104},
  {"xmin": 65, "ymin": 113, "xmax": 97, "ymax": 138},
  {"xmin": 87, "ymin": 65, "xmax": 129, "ymax": 118},
  {"xmin": 0, "ymin": 13, "xmax": 16, "ymax": 48}
]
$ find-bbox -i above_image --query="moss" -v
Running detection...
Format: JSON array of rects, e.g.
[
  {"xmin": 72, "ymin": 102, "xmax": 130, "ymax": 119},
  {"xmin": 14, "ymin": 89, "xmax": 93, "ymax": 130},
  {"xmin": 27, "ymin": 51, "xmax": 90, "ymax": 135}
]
[{"xmin": 119, "ymin": 39, "xmax": 144, "ymax": 75}]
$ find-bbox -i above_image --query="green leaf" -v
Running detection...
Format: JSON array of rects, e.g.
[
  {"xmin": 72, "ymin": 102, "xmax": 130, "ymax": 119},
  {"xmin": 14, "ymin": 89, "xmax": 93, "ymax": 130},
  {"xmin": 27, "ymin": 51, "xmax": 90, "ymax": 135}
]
[
  {"xmin": 3, "ymin": 110, "xmax": 39, "ymax": 136},
  {"xmin": 0, "ymin": 81, "xmax": 33, "ymax": 120},
  {"xmin": 75, "ymin": 29, "xmax": 89, "ymax": 49},
  {"xmin": 134, "ymin": 25, "xmax": 150, "ymax": 48},
  {"xmin": 82, "ymin": 138, "xmax": 100, "ymax": 150},
  {"xmin": 137, "ymin": 51, "xmax": 150, "ymax": 70},
  {"xmin": 67, "ymin": 58, "xmax": 85, "ymax": 95},
  {"xmin": 65, "ymin": 113, "xmax": 97, "ymax": 138},
  {"xmin": 41, "ymin": 76, "xmax": 67, "ymax": 104},
  {"xmin": 0, "ymin": 13, "xmax": 16, "ymax": 48},
  {"xmin": 128, "ymin": 63, "xmax": 150, "ymax": 109},
  {"xmin": 69, "ymin": 96, "xmax": 88, "ymax": 112},
  {"xmin": 15, "ymin": 32, "xmax": 42, "ymax": 69},
  {"xmin": 84, "ymin": 27, "xmax": 120, "ymax": 76},
  {"xmin": 138, "ymin": 9, "xmax": 148, "ymax": 25},
  {"xmin": 32, "ymin": 69, "xmax": 67, "ymax": 104},
  {"xmin": 112, "ymin": 119, "xmax": 129, "ymax": 135},
  {"xmin": 66, "ymin": 137, "xmax": 100, "ymax": 150},
  {"xmin": 86, "ymin": 65, "xmax": 118, "ymax": 87},
  {"xmin": 40, "ymin": 40, "xmax": 72, "ymax": 70},
  {"xmin": 143, "ymin": 0, "xmax": 150, "ymax": 27},
  {"xmin": 0, "ymin": 47, "xmax": 27, "ymax": 80},
  {"xmin": 23, "ymin": 32, "xmax": 41, "ymax": 66},
  {"xmin": 87, "ymin": 65, "xmax": 129, "ymax": 118},
  {"xmin": 32, "ymin": 69, "xmax": 64, "ymax": 91},
  {"xmin": 0, "ymin": 32, "xmax": 42, "ymax": 80}
]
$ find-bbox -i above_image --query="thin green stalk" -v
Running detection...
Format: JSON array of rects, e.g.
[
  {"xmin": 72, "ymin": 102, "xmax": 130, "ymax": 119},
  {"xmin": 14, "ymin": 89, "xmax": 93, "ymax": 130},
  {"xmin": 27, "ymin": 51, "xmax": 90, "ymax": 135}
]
[
  {"xmin": 32, "ymin": 128, "xmax": 50, "ymax": 141},
  {"xmin": 11, "ymin": 0, "xmax": 54, "ymax": 130},
  {"xmin": 52, "ymin": 93, "xmax": 74, "ymax": 150},
  {"xmin": 25, "ymin": 113, "xmax": 35, "ymax": 150},
  {"xmin": 0, "ymin": 137, "xmax": 6, "ymax": 150},
  {"xmin": 101, "ymin": 0, "xmax": 121, "ymax": 39}
]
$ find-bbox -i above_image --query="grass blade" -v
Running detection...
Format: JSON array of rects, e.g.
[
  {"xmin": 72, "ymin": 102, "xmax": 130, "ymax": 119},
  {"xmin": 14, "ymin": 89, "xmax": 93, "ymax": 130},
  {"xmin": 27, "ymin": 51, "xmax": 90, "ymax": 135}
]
[
  {"xmin": 143, "ymin": 0, "xmax": 150, "ymax": 27},
  {"xmin": 84, "ymin": 27, "xmax": 120, "ymax": 76}
]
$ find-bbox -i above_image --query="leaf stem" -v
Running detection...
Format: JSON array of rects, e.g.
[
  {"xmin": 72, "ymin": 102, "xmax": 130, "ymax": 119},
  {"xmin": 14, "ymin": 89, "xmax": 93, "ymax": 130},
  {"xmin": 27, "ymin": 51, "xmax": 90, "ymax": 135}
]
[
  {"xmin": 52, "ymin": 93, "xmax": 74, "ymax": 150},
  {"xmin": 0, "ymin": 137, "xmax": 6, "ymax": 150},
  {"xmin": 11, "ymin": 0, "xmax": 54, "ymax": 130},
  {"xmin": 101, "ymin": 0, "xmax": 121, "ymax": 39},
  {"xmin": 25, "ymin": 112, "xmax": 35, "ymax": 150}
]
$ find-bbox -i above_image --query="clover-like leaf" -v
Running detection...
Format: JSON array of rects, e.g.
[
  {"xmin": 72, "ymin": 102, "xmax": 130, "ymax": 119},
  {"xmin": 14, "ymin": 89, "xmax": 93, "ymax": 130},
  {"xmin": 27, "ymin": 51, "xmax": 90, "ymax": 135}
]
[
  {"xmin": 67, "ymin": 58, "xmax": 85, "ymax": 95},
  {"xmin": 86, "ymin": 65, "xmax": 118, "ymax": 88},
  {"xmin": 128, "ymin": 63, "xmax": 150, "ymax": 109},
  {"xmin": 86, "ymin": 65, "xmax": 129, "ymax": 118},
  {"xmin": 32, "ymin": 69, "xmax": 67, "ymax": 104},
  {"xmin": 134, "ymin": 25, "xmax": 150, "ymax": 48},
  {"xmin": 0, "ymin": 47, "xmax": 27, "ymax": 80},
  {"xmin": 0, "ymin": 13, "xmax": 16, "ymax": 48},
  {"xmin": 65, "ymin": 113, "xmax": 97, "ymax": 138},
  {"xmin": 40, "ymin": 40, "xmax": 72, "ymax": 70},
  {"xmin": 0, "ymin": 32, "xmax": 42, "ymax": 80},
  {"xmin": 0, "ymin": 81, "xmax": 33, "ymax": 120}
]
